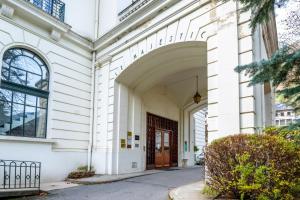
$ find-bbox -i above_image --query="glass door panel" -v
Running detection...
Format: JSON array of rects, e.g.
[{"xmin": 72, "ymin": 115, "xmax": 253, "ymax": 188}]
[
  {"xmin": 155, "ymin": 130, "xmax": 162, "ymax": 152},
  {"xmin": 164, "ymin": 131, "xmax": 170, "ymax": 150}
]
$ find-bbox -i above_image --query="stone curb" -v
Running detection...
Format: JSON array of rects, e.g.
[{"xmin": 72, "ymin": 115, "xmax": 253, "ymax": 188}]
[
  {"xmin": 67, "ymin": 170, "xmax": 162, "ymax": 185},
  {"xmin": 168, "ymin": 181, "xmax": 212, "ymax": 200}
]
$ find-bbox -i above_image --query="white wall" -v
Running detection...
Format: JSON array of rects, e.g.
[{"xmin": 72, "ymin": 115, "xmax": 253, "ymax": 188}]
[
  {"xmin": 94, "ymin": 0, "xmax": 262, "ymax": 174},
  {"xmin": 63, "ymin": 0, "xmax": 96, "ymax": 40},
  {"xmin": 114, "ymin": 85, "xmax": 180, "ymax": 174},
  {"xmin": 141, "ymin": 86, "xmax": 180, "ymax": 122},
  {"xmin": 98, "ymin": 0, "xmax": 119, "ymax": 36},
  {"xmin": 0, "ymin": 140, "xmax": 86, "ymax": 182},
  {"xmin": 0, "ymin": 5, "xmax": 92, "ymax": 182}
]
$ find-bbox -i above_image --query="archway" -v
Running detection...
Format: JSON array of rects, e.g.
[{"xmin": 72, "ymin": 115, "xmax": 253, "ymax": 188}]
[{"xmin": 113, "ymin": 41, "xmax": 208, "ymax": 174}]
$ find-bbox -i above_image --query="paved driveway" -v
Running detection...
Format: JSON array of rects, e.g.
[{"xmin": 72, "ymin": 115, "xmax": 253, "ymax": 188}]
[{"xmin": 14, "ymin": 167, "xmax": 204, "ymax": 200}]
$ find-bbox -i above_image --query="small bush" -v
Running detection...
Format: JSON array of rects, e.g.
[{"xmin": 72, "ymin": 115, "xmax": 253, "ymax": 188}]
[
  {"xmin": 67, "ymin": 166, "xmax": 95, "ymax": 179},
  {"xmin": 202, "ymin": 184, "xmax": 219, "ymax": 197},
  {"xmin": 205, "ymin": 134, "xmax": 300, "ymax": 199},
  {"xmin": 264, "ymin": 126, "xmax": 300, "ymax": 147}
]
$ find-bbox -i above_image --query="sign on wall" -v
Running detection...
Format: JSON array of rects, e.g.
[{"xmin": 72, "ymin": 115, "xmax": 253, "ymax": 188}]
[
  {"xmin": 127, "ymin": 132, "xmax": 132, "ymax": 148},
  {"xmin": 135, "ymin": 135, "xmax": 140, "ymax": 148},
  {"xmin": 121, "ymin": 139, "xmax": 126, "ymax": 149}
]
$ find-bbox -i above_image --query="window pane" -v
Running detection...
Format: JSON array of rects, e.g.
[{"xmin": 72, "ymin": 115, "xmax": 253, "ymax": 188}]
[
  {"xmin": 0, "ymin": 89, "xmax": 12, "ymax": 102},
  {"xmin": 33, "ymin": 56, "xmax": 44, "ymax": 66},
  {"xmin": 13, "ymin": 92, "xmax": 25, "ymax": 104},
  {"xmin": 36, "ymin": 108, "xmax": 46, "ymax": 138},
  {"xmin": 155, "ymin": 131, "xmax": 162, "ymax": 152},
  {"xmin": 23, "ymin": 50, "xmax": 34, "ymax": 58},
  {"xmin": 40, "ymin": 80, "xmax": 48, "ymax": 91},
  {"xmin": 40, "ymin": 65, "xmax": 49, "ymax": 80},
  {"xmin": 24, "ymin": 106, "xmax": 36, "ymax": 137},
  {"xmin": 1, "ymin": 65, "xmax": 9, "ymax": 80},
  {"xmin": 11, "ymin": 55, "xmax": 41, "ymax": 75},
  {"xmin": 0, "ymin": 100, "xmax": 11, "ymax": 135},
  {"xmin": 26, "ymin": 94, "xmax": 36, "ymax": 106},
  {"xmin": 164, "ymin": 131, "xmax": 170, "ymax": 148},
  {"xmin": 9, "ymin": 67, "xmax": 26, "ymax": 85},
  {"xmin": 11, "ymin": 103, "xmax": 24, "ymax": 136},
  {"xmin": 37, "ymin": 97, "xmax": 47, "ymax": 108},
  {"xmin": 1, "ymin": 48, "xmax": 49, "ymax": 139},
  {"xmin": 27, "ymin": 72, "xmax": 42, "ymax": 88}
]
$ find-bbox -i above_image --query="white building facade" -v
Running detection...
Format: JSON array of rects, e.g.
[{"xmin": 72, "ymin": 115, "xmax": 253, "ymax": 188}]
[
  {"xmin": 275, "ymin": 104, "xmax": 299, "ymax": 126},
  {"xmin": 0, "ymin": 0, "xmax": 276, "ymax": 182}
]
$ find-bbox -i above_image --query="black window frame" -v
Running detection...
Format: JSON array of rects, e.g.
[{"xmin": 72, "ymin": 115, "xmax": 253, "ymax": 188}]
[{"xmin": 0, "ymin": 48, "xmax": 49, "ymax": 138}]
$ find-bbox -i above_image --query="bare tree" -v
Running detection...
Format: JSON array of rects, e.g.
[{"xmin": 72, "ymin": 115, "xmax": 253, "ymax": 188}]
[{"xmin": 278, "ymin": 0, "xmax": 300, "ymax": 50}]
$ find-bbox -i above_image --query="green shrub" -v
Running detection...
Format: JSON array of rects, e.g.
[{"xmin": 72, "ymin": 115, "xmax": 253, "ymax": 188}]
[
  {"xmin": 205, "ymin": 134, "xmax": 300, "ymax": 199},
  {"xmin": 202, "ymin": 184, "xmax": 219, "ymax": 197},
  {"xmin": 264, "ymin": 126, "xmax": 300, "ymax": 147}
]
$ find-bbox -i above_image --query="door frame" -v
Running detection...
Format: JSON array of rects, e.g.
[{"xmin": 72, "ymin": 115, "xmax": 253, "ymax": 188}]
[{"xmin": 146, "ymin": 113, "xmax": 178, "ymax": 169}]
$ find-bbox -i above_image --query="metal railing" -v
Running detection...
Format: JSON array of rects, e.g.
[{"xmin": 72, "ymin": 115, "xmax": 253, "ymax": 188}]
[
  {"xmin": 118, "ymin": 0, "xmax": 153, "ymax": 21},
  {"xmin": 25, "ymin": 0, "xmax": 65, "ymax": 22},
  {"xmin": 0, "ymin": 160, "xmax": 41, "ymax": 190}
]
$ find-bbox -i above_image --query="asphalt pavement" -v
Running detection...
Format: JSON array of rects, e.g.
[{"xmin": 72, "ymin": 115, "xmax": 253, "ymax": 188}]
[{"xmin": 11, "ymin": 167, "xmax": 204, "ymax": 200}]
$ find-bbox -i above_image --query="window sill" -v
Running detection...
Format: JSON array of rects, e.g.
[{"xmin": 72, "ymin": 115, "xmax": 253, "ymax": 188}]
[{"xmin": 0, "ymin": 135, "xmax": 56, "ymax": 144}]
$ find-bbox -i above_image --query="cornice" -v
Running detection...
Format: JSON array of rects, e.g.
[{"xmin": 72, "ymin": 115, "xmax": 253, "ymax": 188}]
[
  {"xmin": 95, "ymin": 55, "xmax": 112, "ymax": 69},
  {"xmin": 4, "ymin": 0, "xmax": 71, "ymax": 32},
  {"xmin": 94, "ymin": 0, "xmax": 180, "ymax": 51},
  {"xmin": 95, "ymin": 0, "xmax": 210, "ymax": 60},
  {"xmin": 0, "ymin": 0, "xmax": 93, "ymax": 51}
]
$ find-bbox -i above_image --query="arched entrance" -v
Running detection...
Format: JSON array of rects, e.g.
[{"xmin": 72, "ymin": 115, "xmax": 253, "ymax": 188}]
[{"xmin": 113, "ymin": 41, "xmax": 208, "ymax": 173}]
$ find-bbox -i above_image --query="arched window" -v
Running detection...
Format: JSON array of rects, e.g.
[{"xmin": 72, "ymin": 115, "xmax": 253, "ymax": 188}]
[{"xmin": 0, "ymin": 48, "xmax": 49, "ymax": 138}]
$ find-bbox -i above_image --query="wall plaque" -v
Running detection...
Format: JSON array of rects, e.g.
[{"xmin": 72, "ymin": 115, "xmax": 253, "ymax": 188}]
[
  {"xmin": 121, "ymin": 139, "xmax": 126, "ymax": 148},
  {"xmin": 127, "ymin": 131, "xmax": 133, "ymax": 149},
  {"xmin": 135, "ymin": 135, "xmax": 140, "ymax": 140}
]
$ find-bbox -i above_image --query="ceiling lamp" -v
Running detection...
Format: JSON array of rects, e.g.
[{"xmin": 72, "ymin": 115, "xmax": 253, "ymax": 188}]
[{"xmin": 193, "ymin": 76, "xmax": 201, "ymax": 104}]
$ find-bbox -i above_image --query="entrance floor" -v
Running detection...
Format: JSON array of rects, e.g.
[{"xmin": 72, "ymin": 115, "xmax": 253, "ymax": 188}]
[{"xmin": 13, "ymin": 167, "xmax": 204, "ymax": 200}]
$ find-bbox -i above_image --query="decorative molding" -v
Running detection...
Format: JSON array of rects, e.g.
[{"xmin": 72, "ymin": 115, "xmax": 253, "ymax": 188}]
[
  {"xmin": 0, "ymin": 3, "xmax": 14, "ymax": 18},
  {"xmin": 118, "ymin": 0, "xmax": 154, "ymax": 22},
  {"xmin": 94, "ymin": 0, "xmax": 181, "ymax": 51},
  {"xmin": 95, "ymin": 0, "xmax": 217, "ymax": 60},
  {"xmin": 50, "ymin": 28, "xmax": 62, "ymax": 41},
  {"xmin": 96, "ymin": 55, "xmax": 112, "ymax": 68},
  {"xmin": 4, "ymin": 0, "xmax": 71, "ymax": 33},
  {"xmin": 0, "ymin": 135, "xmax": 56, "ymax": 144},
  {"xmin": 0, "ymin": 0, "xmax": 93, "ymax": 51}
]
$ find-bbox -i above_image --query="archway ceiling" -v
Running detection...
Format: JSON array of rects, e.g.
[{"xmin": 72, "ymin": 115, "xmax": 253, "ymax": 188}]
[
  {"xmin": 116, "ymin": 41, "xmax": 207, "ymax": 107},
  {"xmin": 160, "ymin": 68, "xmax": 207, "ymax": 107}
]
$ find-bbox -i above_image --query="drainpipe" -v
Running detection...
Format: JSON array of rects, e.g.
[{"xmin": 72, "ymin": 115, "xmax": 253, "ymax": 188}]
[
  {"xmin": 88, "ymin": 52, "xmax": 96, "ymax": 171},
  {"xmin": 87, "ymin": 0, "xmax": 100, "ymax": 171}
]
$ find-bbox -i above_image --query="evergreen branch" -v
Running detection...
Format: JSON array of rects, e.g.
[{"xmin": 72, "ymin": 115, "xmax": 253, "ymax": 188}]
[{"xmin": 277, "ymin": 86, "xmax": 300, "ymax": 97}]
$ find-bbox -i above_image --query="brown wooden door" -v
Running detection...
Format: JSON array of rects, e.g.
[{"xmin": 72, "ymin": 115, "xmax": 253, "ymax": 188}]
[
  {"xmin": 155, "ymin": 129, "xmax": 171, "ymax": 168},
  {"xmin": 162, "ymin": 130, "xmax": 171, "ymax": 167},
  {"xmin": 147, "ymin": 113, "xmax": 178, "ymax": 169},
  {"xmin": 155, "ymin": 130, "xmax": 164, "ymax": 168}
]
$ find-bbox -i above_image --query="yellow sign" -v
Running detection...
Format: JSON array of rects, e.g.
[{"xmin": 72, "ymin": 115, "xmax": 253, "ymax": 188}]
[{"xmin": 120, "ymin": 139, "xmax": 126, "ymax": 148}]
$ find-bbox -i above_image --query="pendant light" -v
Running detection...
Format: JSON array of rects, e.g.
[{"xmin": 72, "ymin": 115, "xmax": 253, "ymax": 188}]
[{"xmin": 193, "ymin": 76, "xmax": 201, "ymax": 104}]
